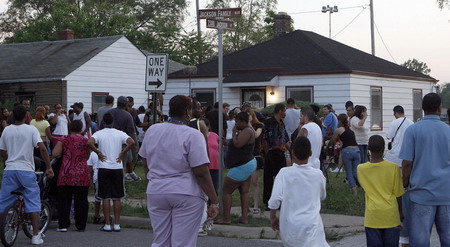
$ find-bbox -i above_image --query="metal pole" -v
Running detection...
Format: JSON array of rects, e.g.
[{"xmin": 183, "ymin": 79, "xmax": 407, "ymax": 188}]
[
  {"xmin": 188, "ymin": 76, "xmax": 191, "ymax": 96},
  {"xmin": 196, "ymin": 0, "xmax": 202, "ymax": 63},
  {"xmin": 370, "ymin": 0, "xmax": 375, "ymax": 55},
  {"xmin": 152, "ymin": 92, "xmax": 157, "ymax": 124},
  {"xmin": 218, "ymin": 28, "xmax": 224, "ymax": 214},
  {"xmin": 329, "ymin": 12, "xmax": 332, "ymax": 39}
]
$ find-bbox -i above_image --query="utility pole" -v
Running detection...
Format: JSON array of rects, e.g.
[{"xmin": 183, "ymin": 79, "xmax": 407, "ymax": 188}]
[
  {"xmin": 196, "ymin": 0, "xmax": 203, "ymax": 63},
  {"xmin": 321, "ymin": 5, "xmax": 338, "ymax": 39},
  {"xmin": 370, "ymin": 0, "xmax": 375, "ymax": 55}
]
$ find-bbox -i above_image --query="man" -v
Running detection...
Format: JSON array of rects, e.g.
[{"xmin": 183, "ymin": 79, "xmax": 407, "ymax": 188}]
[
  {"xmin": 97, "ymin": 95, "xmax": 114, "ymax": 126},
  {"xmin": 100, "ymin": 96, "xmax": 139, "ymax": 181},
  {"xmin": 283, "ymin": 98, "xmax": 301, "ymax": 141},
  {"xmin": 321, "ymin": 104, "xmax": 338, "ymax": 137},
  {"xmin": 223, "ymin": 102, "xmax": 230, "ymax": 116},
  {"xmin": 297, "ymin": 108, "xmax": 323, "ymax": 169},
  {"xmin": 21, "ymin": 99, "xmax": 32, "ymax": 124},
  {"xmin": 262, "ymin": 103, "xmax": 289, "ymax": 211},
  {"xmin": 71, "ymin": 102, "xmax": 91, "ymax": 137},
  {"xmin": 124, "ymin": 96, "xmax": 145, "ymax": 181},
  {"xmin": 309, "ymin": 104, "xmax": 322, "ymax": 127},
  {"xmin": 400, "ymin": 93, "xmax": 450, "ymax": 247},
  {"xmin": 0, "ymin": 105, "xmax": 54, "ymax": 245},
  {"xmin": 88, "ymin": 112, "xmax": 135, "ymax": 232},
  {"xmin": 384, "ymin": 105, "xmax": 414, "ymax": 247},
  {"xmin": 205, "ymin": 102, "xmax": 228, "ymax": 138}
]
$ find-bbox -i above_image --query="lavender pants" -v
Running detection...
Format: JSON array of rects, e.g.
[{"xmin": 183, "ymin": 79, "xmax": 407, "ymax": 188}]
[{"xmin": 147, "ymin": 194, "xmax": 205, "ymax": 247}]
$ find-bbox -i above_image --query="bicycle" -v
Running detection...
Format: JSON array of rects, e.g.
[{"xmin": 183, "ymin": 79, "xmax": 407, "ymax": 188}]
[{"xmin": 0, "ymin": 172, "xmax": 52, "ymax": 247}]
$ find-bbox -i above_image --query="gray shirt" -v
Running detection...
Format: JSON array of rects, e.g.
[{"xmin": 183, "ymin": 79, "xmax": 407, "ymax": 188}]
[{"xmin": 97, "ymin": 106, "xmax": 112, "ymax": 126}]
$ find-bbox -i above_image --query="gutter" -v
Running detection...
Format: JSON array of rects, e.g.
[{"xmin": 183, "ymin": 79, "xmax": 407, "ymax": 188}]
[{"xmin": 0, "ymin": 77, "xmax": 63, "ymax": 84}]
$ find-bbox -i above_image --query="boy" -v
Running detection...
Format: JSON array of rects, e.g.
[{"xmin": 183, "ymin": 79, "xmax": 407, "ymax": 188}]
[
  {"xmin": 87, "ymin": 151, "xmax": 103, "ymax": 224},
  {"xmin": 357, "ymin": 135, "xmax": 404, "ymax": 247},
  {"xmin": 269, "ymin": 136, "xmax": 329, "ymax": 247}
]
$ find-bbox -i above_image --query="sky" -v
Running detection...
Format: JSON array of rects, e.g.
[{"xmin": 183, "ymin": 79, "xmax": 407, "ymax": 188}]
[{"xmin": 1, "ymin": 0, "xmax": 449, "ymax": 84}]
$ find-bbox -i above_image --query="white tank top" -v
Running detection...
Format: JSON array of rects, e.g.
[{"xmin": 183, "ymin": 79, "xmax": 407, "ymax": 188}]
[{"xmin": 73, "ymin": 110, "xmax": 86, "ymax": 132}]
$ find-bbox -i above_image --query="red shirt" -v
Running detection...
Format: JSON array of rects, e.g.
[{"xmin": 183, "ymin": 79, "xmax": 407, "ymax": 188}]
[
  {"xmin": 208, "ymin": 132, "xmax": 219, "ymax": 170},
  {"xmin": 57, "ymin": 135, "xmax": 91, "ymax": 187}
]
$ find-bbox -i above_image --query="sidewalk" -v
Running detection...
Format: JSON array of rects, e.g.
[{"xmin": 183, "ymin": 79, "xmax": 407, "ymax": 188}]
[{"xmin": 90, "ymin": 197, "xmax": 364, "ymax": 240}]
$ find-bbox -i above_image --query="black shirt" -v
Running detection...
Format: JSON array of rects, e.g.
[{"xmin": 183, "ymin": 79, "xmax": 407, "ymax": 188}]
[
  {"xmin": 340, "ymin": 128, "xmax": 358, "ymax": 148},
  {"xmin": 252, "ymin": 123, "xmax": 265, "ymax": 156},
  {"xmin": 205, "ymin": 110, "xmax": 228, "ymax": 136}
]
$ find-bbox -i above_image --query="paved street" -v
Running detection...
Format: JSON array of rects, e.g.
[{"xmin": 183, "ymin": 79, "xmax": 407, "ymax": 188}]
[{"xmin": 11, "ymin": 223, "xmax": 284, "ymax": 247}]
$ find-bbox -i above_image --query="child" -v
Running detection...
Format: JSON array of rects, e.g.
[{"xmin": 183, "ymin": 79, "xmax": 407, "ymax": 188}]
[
  {"xmin": 87, "ymin": 151, "xmax": 103, "ymax": 224},
  {"xmin": 269, "ymin": 136, "xmax": 329, "ymax": 247},
  {"xmin": 357, "ymin": 135, "xmax": 404, "ymax": 247}
]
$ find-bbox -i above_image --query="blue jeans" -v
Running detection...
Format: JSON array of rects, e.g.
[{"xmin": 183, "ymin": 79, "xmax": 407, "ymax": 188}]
[
  {"xmin": 409, "ymin": 201, "xmax": 450, "ymax": 247},
  {"xmin": 342, "ymin": 147, "xmax": 361, "ymax": 188},
  {"xmin": 358, "ymin": 144, "xmax": 368, "ymax": 163},
  {"xmin": 365, "ymin": 227, "xmax": 400, "ymax": 247}
]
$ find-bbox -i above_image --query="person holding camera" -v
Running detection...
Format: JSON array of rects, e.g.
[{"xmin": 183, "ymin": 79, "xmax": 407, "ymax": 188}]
[
  {"xmin": 49, "ymin": 104, "xmax": 71, "ymax": 148},
  {"xmin": 384, "ymin": 105, "xmax": 413, "ymax": 247}
]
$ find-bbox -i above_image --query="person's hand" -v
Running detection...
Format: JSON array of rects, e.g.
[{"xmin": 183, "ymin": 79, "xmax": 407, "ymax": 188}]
[
  {"xmin": 97, "ymin": 152, "xmax": 106, "ymax": 162},
  {"xmin": 207, "ymin": 204, "xmax": 219, "ymax": 221},
  {"xmin": 116, "ymin": 152, "xmax": 125, "ymax": 163},
  {"xmin": 270, "ymin": 216, "xmax": 279, "ymax": 231},
  {"xmin": 45, "ymin": 168, "xmax": 54, "ymax": 179},
  {"xmin": 362, "ymin": 111, "xmax": 368, "ymax": 119}
]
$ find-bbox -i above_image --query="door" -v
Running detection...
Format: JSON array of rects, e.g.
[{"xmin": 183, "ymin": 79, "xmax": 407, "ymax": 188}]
[{"xmin": 242, "ymin": 88, "xmax": 266, "ymax": 108}]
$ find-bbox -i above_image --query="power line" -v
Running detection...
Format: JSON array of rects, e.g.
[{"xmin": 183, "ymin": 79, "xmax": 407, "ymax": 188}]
[
  {"xmin": 333, "ymin": 7, "xmax": 366, "ymax": 38},
  {"xmin": 374, "ymin": 21, "xmax": 397, "ymax": 63},
  {"xmin": 288, "ymin": 5, "xmax": 367, "ymax": 15}
]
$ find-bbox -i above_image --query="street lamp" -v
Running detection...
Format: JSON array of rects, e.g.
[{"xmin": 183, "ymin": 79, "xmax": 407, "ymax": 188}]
[
  {"xmin": 183, "ymin": 66, "xmax": 198, "ymax": 97},
  {"xmin": 321, "ymin": 5, "xmax": 338, "ymax": 39}
]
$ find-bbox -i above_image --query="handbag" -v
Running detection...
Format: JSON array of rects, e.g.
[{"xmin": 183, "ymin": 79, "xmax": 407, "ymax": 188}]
[{"xmin": 388, "ymin": 117, "xmax": 406, "ymax": 150}]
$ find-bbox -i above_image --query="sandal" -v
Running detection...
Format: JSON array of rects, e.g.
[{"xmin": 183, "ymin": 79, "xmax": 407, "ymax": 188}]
[
  {"xmin": 252, "ymin": 208, "xmax": 261, "ymax": 215},
  {"xmin": 215, "ymin": 219, "xmax": 231, "ymax": 225}
]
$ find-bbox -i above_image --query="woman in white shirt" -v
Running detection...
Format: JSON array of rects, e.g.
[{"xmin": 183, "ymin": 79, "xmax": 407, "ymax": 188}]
[
  {"xmin": 49, "ymin": 104, "xmax": 70, "ymax": 148},
  {"xmin": 350, "ymin": 105, "xmax": 369, "ymax": 163}
]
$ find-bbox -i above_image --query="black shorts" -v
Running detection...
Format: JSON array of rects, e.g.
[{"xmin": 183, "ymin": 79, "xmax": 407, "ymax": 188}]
[
  {"xmin": 97, "ymin": 168, "xmax": 125, "ymax": 200},
  {"xmin": 255, "ymin": 156, "xmax": 264, "ymax": 169}
]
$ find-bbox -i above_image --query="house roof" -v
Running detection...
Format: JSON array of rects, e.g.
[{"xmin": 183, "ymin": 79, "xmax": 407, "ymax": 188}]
[
  {"xmin": 141, "ymin": 50, "xmax": 187, "ymax": 74},
  {"xmin": 0, "ymin": 36, "xmax": 123, "ymax": 83},
  {"xmin": 169, "ymin": 30, "xmax": 437, "ymax": 82}
]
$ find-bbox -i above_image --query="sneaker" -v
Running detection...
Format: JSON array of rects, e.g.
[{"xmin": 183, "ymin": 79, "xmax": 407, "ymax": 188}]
[
  {"xmin": 31, "ymin": 233, "xmax": 45, "ymax": 245},
  {"xmin": 113, "ymin": 224, "xmax": 121, "ymax": 232},
  {"xmin": 100, "ymin": 224, "xmax": 112, "ymax": 232},
  {"xmin": 56, "ymin": 228, "xmax": 67, "ymax": 232},
  {"xmin": 198, "ymin": 231, "xmax": 208, "ymax": 237},
  {"xmin": 329, "ymin": 168, "xmax": 340, "ymax": 173},
  {"xmin": 124, "ymin": 173, "xmax": 133, "ymax": 182},
  {"xmin": 129, "ymin": 172, "xmax": 141, "ymax": 181}
]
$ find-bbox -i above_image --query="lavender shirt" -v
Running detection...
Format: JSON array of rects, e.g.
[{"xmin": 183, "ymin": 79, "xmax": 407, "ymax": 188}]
[{"xmin": 139, "ymin": 123, "xmax": 210, "ymax": 200}]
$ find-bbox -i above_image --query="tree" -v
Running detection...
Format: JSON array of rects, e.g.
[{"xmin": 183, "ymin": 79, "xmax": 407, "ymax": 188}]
[
  {"xmin": 401, "ymin": 58, "xmax": 431, "ymax": 75},
  {"xmin": 438, "ymin": 83, "xmax": 450, "ymax": 109},
  {"xmin": 437, "ymin": 0, "xmax": 449, "ymax": 9},
  {"xmin": 207, "ymin": 0, "xmax": 278, "ymax": 54}
]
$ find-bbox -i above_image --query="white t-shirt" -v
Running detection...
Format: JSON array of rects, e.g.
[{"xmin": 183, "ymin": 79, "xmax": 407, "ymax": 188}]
[
  {"xmin": 73, "ymin": 110, "xmax": 87, "ymax": 132},
  {"xmin": 52, "ymin": 115, "xmax": 68, "ymax": 135},
  {"xmin": 384, "ymin": 117, "xmax": 414, "ymax": 167},
  {"xmin": 91, "ymin": 128, "xmax": 130, "ymax": 170},
  {"xmin": 87, "ymin": 152, "xmax": 99, "ymax": 183},
  {"xmin": 226, "ymin": 120, "xmax": 235, "ymax": 140},
  {"xmin": 350, "ymin": 117, "xmax": 369, "ymax": 145},
  {"xmin": 0, "ymin": 124, "xmax": 42, "ymax": 171},
  {"xmin": 302, "ymin": 122, "xmax": 323, "ymax": 169},
  {"xmin": 284, "ymin": 108, "xmax": 301, "ymax": 140},
  {"xmin": 137, "ymin": 113, "xmax": 145, "ymax": 143}
]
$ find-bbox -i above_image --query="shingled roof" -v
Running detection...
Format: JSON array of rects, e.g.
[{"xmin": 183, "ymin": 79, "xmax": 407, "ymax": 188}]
[
  {"xmin": 169, "ymin": 30, "xmax": 436, "ymax": 82},
  {"xmin": 0, "ymin": 36, "xmax": 122, "ymax": 83}
]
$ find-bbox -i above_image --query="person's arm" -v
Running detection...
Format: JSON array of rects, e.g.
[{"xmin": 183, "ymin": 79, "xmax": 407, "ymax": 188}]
[
  {"xmin": 232, "ymin": 127, "xmax": 253, "ymax": 148},
  {"xmin": 52, "ymin": 142, "xmax": 63, "ymax": 158},
  {"xmin": 38, "ymin": 142, "xmax": 54, "ymax": 178},
  {"xmin": 270, "ymin": 210, "xmax": 279, "ymax": 231},
  {"xmin": 142, "ymin": 158, "xmax": 149, "ymax": 180},
  {"xmin": 254, "ymin": 127, "xmax": 263, "ymax": 139},
  {"xmin": 268, "ymin": 171, "xmax": 284, "ymax": 231},
  {"xmin": 300, "ymin": 128, "xmax": 308, "ymax": 137},
  {"xmin": 358, "ymin": 112, "xmax": 368, "ymax": 126},
  {"xmin": 45, "ymin": 126, "xmax": 52, "ymax": 140},
  {"xmin": 192, "ymin": 164, "xmax": 219, "ymax": 219},
  {"xmin": 84, "ymin": 111, "xmax": 91, "ymax": 129},
  {"xmin": 402, "ymin": 160, "xmax": 413, "ymax": 188},
  {"xmin": 0, "ymin": 150, "xmax": 7, "ymax": 160},
  {"xmin": 87, "ymin": 137, "xmax": 106, "ymax": 161},
  {"xmin": 199, "ymin": 119, "xmax": 209, "ymax": 146},
  {"xmin": 117, "ymin": 137, "xmax": 135, "ymax": 163}
]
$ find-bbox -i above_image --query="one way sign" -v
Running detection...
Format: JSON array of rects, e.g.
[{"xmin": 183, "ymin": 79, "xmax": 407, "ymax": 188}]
[{"xmin": 146, "ymin": 54, "xmax": 168, "ymax": 92}]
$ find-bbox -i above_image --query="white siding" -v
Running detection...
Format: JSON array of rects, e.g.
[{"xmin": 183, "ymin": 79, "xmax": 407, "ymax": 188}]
[
  {"xmin": 350, "ymin": 74, "xmax": 434, "ymax": 135},
  {"xmin": 64, "ymin": 37, "xmax": 148, "ymax": 113}
]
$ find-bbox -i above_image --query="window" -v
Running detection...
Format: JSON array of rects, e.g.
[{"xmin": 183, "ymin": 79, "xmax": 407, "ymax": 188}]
[
  {"xmin": 242, "ymin": 89, "xmax": 266, "ymax": 108},
  {"xmin": 192, "ymin": 89, "xmax": 215, "ymax": 107},
  {"xmin": 92, "ymin": 92, "xmax": 109, "ymax": 114},
  {"xmin": 286, "ymin": 87, "xmax": 314, "ymax": 103},
  {"xmin": 413, "ymin": 89, "xmax": 423, "ymax": 122},
  {"xmin": 370, "ymin": 87, "xmax": 382, "ymax": 130}
]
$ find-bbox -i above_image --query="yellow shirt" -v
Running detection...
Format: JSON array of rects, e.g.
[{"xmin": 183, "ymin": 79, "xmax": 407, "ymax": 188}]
[
  {"xmin": 30, "ymin": 119, "xmax": 50, "ymax": 137},
  {"xmin": 357, "ymin": 160, "xmax": 404, "ymax": 228}
]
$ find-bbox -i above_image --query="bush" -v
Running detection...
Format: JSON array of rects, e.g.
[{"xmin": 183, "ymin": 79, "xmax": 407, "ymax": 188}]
[
  {"xmin": 0, "ymin": 98, "xmax": 16, "ymax": 111},
  {"xmin": 259, "ymin": 101, "xmax": 324, "ymax": 118}
]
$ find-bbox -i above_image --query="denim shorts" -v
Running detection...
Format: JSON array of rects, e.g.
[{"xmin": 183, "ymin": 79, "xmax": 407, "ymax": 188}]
[
  {"xmin": 0, "ymin": 170, "xmax": 41, "ymax": 213},
  {"xmin": 227, "ymin": 158, "xmax": 257, "ymax": 182}
]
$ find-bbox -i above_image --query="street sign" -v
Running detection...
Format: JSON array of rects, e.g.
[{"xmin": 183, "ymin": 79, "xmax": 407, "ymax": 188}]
[
  {"xmin": 206, "ymin": 19, "xmax": 235, "ymax": 30},
  {"xmin": 145, "ymin": 54, "xmax": 168, "ymax": 92},
  {"xmin": 198, "ymin": 8, "xmax": 242, "ymax": 19}
]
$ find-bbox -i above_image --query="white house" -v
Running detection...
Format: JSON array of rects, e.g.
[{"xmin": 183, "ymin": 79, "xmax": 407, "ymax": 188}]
[
  {"xmin": 0, "ymin": 31, "xmax": 185, "ymax": 114},
  {"xmin": 166, "ymin": 29, "xmax": 437, "ymax": 134}
]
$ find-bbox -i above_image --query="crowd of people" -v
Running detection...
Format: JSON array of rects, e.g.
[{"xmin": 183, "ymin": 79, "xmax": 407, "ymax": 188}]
[{"xmin": 0, "ymin": 92, "xmax": 449, "ymax": 247}]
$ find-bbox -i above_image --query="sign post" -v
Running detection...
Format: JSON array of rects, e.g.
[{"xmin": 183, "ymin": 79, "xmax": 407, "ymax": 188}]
[
  {"xmin": 201, "ymin": 7, "xmax": 241, "ymax": 214},
  {"xmin": 146, "ymin": 53, "xmax": 168, "ymax": 124}
]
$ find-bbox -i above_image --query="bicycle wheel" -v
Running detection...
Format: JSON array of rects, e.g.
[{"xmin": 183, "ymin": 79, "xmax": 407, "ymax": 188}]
[
  {"xmin": 23, "ymin": 201, "xmax": 52, "ymax": 238},
  {"xmin": 0, "ymin": 204, "xmax": 19, "ymax": 247}
]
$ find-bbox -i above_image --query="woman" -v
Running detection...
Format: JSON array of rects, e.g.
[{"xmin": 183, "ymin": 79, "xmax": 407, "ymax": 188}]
[
  {"xmin": 217, "ymin": 111, "xmax": 256, "ymax": 224},
  {"xmin": 329, "ymin": 114, "xmax": 360, "ymax": 195},
  {"xmin": 138, "ymin": 95, "xmax": 218, "ymax": 247},
  {"xmin": 247, "ymin": 109, "xmax": 264, "ymax": 214},
  {"xmin": 52, "ymin": 120, "xmax": 91, "ymax": 232},
  {"xmin": 0, "ymin": 107, "xmax": 10, "ymax": 137},
  {"xmin": 49, "ymin": 104, "xmax": 70, "ymax": 148},
  {"xmin": 350, "ymin": 105, "xmax": 369, "ymax": 163},
  {"xmin": 30, "ymin": 106, "xmax": 52, "ymax": 154}
]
